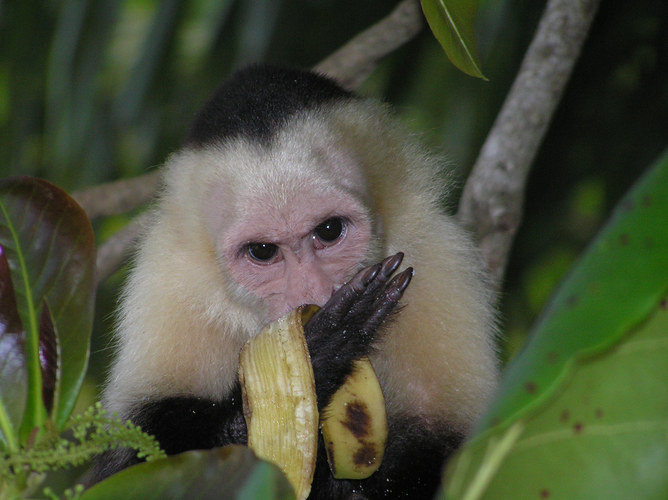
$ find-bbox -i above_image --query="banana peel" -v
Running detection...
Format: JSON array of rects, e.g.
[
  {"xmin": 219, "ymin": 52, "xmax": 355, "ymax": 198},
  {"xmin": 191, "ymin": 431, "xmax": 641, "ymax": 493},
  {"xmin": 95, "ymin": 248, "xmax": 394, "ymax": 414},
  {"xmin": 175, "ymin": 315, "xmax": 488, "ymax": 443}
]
[
  {"xmin": 320, "ymin": 356, "xmax": 387, "ymax": 479},
  {"xmin": 239, "ymin": 305, "xmax": 387, "ymax": 499}
]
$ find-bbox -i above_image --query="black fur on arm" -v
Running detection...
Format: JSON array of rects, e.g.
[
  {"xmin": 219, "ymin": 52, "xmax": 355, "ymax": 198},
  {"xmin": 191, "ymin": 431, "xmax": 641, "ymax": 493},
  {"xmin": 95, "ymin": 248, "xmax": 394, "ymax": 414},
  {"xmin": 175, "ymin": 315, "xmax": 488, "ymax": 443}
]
[
  {"xmin": 129, "ymin": 387, "xmax": 248, "ymax": 454},
  {"xmin": 87, "ymin": 385, "xmax": 247, "ymax": 484}
]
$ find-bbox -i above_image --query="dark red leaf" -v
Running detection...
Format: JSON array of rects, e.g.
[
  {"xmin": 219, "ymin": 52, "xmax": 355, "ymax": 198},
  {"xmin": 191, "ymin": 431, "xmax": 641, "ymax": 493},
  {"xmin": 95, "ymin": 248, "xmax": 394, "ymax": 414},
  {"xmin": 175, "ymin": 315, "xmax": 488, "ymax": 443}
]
[
  {"xmin": 39, "ymin": 303, "xmax": 58, "ymax": 414},
  {"xmin": 0, "ymin": 245, "xmax": 28, "ymax": 440}
]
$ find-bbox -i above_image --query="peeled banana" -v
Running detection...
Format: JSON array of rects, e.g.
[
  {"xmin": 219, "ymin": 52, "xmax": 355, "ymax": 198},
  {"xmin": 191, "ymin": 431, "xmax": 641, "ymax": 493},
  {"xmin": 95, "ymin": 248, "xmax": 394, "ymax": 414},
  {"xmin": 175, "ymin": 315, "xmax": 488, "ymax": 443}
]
[
  {"xmin": 239, "ymin": 305, "xmax": 319, "ymax": 500},
  {"xmin": 238, "ymin": 305, "xmax": 387, "ymax": 499}
]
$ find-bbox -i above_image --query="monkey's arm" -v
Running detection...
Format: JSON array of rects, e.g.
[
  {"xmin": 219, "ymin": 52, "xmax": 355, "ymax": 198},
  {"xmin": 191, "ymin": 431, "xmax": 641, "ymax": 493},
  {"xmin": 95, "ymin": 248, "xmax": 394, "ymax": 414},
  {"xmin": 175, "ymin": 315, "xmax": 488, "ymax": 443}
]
[
  {"xmin": 87, "ymin": 389, "xmax": 248, "ymax": 483},
  {"xmin": 305, "ymin": 252, "xmax": 411, "ymax": 409},
  {"xmin": 88, "ymin": 255, "xmax": 410, "ymax": 483}
]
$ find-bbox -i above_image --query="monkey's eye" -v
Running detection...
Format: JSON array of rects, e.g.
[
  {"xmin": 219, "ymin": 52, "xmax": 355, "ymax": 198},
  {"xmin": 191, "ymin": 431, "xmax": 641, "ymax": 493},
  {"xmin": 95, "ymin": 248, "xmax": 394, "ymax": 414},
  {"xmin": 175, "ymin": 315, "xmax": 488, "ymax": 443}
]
[
  {"xmin": 247, "ymin": 243, "xmax": 278, "ymax": 262},
  {"xmin": 313, "ymin": 217, "xmax": 345, "ymax": 245}
]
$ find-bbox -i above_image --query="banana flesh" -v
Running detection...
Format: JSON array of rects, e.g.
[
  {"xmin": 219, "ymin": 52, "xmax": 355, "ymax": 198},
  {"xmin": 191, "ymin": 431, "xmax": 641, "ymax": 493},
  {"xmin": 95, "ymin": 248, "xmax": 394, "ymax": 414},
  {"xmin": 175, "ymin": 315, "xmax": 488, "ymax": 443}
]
[
  {"xmin": 239, "ymin": 305, "xmax": 387, "ymax": 498},
  {"xmin": 239, "ymin": 306, "xmax": 319, "ymax": 500}
]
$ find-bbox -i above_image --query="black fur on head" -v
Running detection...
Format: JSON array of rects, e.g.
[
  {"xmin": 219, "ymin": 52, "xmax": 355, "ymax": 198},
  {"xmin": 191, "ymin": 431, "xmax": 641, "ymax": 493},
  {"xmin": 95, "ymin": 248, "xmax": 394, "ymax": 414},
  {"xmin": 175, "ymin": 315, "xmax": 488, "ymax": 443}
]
[{"xmin": 185, "ymin": 65, "xmax": 355, "ymax": 148}]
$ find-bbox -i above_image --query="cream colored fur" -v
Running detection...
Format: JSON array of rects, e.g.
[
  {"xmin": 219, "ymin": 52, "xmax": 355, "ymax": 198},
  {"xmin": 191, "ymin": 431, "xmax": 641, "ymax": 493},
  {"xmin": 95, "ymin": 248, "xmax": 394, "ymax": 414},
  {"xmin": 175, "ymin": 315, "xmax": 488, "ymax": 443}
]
[{"xmin": 103, "ymin": 99, "xmax": 498, "ymax": 434}]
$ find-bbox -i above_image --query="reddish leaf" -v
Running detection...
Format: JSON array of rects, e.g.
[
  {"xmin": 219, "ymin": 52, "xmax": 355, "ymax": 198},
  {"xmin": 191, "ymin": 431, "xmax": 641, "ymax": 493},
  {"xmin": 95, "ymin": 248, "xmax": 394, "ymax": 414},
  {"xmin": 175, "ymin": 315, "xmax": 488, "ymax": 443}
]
[
  {"xmin": 0, "ymin": 177, "xmax": 96, "ymax": 435},
  {"xmin": 39, "ymin": 303, "xmax": 58, "ymax": 414},
  {"xmin": 0, "ymin": 245, "xmax": 27, "ymax": 451}
]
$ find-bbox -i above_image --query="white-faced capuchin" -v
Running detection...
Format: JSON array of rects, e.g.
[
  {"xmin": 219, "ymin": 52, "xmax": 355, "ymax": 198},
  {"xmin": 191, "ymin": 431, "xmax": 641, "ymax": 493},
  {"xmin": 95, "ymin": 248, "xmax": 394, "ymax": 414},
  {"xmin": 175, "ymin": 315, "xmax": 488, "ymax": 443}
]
[{"xmin": 90, "ymin": 65, "xmax": 499, "ymax": 499}]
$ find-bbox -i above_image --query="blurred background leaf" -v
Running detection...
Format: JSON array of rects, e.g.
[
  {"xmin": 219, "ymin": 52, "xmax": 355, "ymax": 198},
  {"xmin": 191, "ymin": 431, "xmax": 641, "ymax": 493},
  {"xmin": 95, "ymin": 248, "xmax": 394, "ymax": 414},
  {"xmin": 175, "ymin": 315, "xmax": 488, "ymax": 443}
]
[{"xmin": 81, "ymin": 446, "xmax": 295, "ymax": 500}]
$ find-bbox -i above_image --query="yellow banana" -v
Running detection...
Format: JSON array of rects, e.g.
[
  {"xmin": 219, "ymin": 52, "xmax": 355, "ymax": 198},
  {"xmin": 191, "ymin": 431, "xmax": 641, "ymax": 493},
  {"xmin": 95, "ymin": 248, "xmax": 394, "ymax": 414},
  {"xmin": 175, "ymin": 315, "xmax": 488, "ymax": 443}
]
[
  {"xmin": 239, "ymin": 305, "xmax": 319, "ymax": 500},
  {"xmin": 239, "ymin": 305, "xmax": 387, "ymax": 498},
  {"xmin": 320, "ymin": 356, "xmax": 387, "ymax": 479}
]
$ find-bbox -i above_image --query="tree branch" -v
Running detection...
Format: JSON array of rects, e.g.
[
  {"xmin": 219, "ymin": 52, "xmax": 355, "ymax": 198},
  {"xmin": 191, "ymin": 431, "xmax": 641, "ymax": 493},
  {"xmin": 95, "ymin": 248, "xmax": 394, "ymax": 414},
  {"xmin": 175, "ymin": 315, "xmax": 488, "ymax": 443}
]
[
  {"xmin": 95, "ymin": 211, "xmax": 153, "ymax": 285},
  {"xmin": 314, "ymin": 0, "xmax": 424, "ymax": 90},
  {"xmin": 72, "ymin": 170, "xmax": 161, "ymax": 220},
  {"xmin": 457, "ymin": 0, "xmax": 601, "ymax": 290}
]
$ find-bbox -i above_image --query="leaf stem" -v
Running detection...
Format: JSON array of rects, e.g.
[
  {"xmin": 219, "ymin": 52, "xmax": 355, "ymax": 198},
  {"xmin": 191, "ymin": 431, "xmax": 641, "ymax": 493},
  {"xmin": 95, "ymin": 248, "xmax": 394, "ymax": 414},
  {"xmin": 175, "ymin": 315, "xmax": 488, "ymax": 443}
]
[{"xmin": 461, "ymin": 423, "xmax": 524, "ymax": 500}]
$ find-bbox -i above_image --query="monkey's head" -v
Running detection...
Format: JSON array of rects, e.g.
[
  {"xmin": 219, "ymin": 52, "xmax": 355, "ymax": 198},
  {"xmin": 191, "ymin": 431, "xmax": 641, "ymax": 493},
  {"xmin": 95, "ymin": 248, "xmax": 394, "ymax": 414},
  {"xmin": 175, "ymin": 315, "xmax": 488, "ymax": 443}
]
[
  {"xmin": 198, "ymin": 130, "xmax": 377, "ymax": 321},
  {"xmin": 159, "ymin": 66, "xmax": 399, "ymax": 323}
]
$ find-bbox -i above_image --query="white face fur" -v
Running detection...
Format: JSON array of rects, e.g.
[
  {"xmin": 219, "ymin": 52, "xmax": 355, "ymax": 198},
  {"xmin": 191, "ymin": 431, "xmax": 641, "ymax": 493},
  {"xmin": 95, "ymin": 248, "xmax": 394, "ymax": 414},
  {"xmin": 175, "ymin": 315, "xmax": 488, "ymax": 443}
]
[{"xmin": 200, "ymin": 121, "xmax": 376, "ymax": 321}]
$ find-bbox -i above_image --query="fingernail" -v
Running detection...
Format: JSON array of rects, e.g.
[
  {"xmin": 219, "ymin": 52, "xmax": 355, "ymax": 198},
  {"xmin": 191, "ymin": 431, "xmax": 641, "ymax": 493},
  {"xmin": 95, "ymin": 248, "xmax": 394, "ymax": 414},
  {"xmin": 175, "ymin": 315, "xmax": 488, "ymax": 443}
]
[
  {"xmin": 381, "ymin": 252, "xmax": 404, "ymax": 276},
  {"xmin": 396, "ymin": 267, "xmax": 413, "ymax": 291},
  {"xmin": 362, "ymin": 264, "xmax": 381, "ymax": 285}
]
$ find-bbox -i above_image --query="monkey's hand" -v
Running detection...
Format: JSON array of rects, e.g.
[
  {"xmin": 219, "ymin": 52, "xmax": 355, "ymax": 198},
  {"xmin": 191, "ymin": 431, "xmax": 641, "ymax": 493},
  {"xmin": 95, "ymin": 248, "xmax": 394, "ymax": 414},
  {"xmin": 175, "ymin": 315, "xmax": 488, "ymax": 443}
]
[{"xmin": 304, "ymin": 253, "xmax": 412, "ymax": 409}]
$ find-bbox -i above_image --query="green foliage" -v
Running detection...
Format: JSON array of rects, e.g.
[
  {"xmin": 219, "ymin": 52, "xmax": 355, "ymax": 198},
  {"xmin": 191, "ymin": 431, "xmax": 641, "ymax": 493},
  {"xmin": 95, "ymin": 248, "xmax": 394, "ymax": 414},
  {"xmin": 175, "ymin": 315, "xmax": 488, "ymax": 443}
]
[
  {"xmin": 1, "ymin": 403, "xmax": 165, "ymax": 475},
  {"xmin": 420, "ymin": 0, "xmax": 486, "ymax": 79},
  {"xmin": 0, "ymin": 403, "xmax": 165, "ymax": 499},
  {"xmin": 0, "ymin": 177, "xmax": 164, "ymax": 499},
  {"xmin": 443, "ymin": 149, "xmax": 668, "ymax": 498},
  {"xmin": 80, "ymin": 446, "xmax": 295, "ymax": 500}
]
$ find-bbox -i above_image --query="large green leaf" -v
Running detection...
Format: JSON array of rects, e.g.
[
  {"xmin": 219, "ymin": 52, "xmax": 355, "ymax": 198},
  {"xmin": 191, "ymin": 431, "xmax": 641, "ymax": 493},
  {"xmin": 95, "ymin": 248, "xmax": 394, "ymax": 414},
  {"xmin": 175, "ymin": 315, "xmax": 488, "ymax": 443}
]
[
  {"xmin": 445, "ymin": 294, "xmax": 668, "ymax": 499},
  {"xmin": 478, "ymin": 149, "xmax": 668, "ymax": 431},
  {"xmin": 443, "ymin": 149, "xmax": 668, "ymax": 498},
  {"xmin": 420, "ymin": 0, "xmax": 486, "ymax": 79},
  {"xmin": 0, "ymin": 177, "xmax": 96, "ymax": 437},
  {"xmin": 81, "ymin": 446, "xmax": 295, "ymax": 500}
]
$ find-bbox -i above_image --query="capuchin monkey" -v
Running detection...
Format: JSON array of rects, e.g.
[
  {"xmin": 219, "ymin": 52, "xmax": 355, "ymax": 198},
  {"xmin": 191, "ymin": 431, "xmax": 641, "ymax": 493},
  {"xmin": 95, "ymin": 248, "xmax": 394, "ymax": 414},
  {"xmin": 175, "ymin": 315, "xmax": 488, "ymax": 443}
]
[{"xmin": 91, "ymin": 65, "xmax": 499, "ymax": 498}]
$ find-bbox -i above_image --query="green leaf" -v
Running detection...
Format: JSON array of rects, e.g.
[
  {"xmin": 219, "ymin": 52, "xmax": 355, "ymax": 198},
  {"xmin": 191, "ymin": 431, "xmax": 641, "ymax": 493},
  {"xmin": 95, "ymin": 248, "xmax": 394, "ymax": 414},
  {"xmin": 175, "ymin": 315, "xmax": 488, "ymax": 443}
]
[
  {"xmin": 0, "ymin": 177, "xmax": 96, "ymax": 437},
  {"xmin": 445, "ymin": 295, "xmax": 668, "ymax": 499},
  {"xmin": 81, "ymin": 446, "xmax": 296, "ymax": 500},
  {"xmin": 443, "ymin": 149, "xmax": 668, "ymax": 498},
  {"xmin": 420, "ymin": 0, "xmax": 486, "ymax": 80},
  {"xmin": 0, "ymin": 248, "xmax": 27, "ymax": 452},
  {"xmin": 478, "ymin": 149, "xmax": 668, "ymax": 431}
]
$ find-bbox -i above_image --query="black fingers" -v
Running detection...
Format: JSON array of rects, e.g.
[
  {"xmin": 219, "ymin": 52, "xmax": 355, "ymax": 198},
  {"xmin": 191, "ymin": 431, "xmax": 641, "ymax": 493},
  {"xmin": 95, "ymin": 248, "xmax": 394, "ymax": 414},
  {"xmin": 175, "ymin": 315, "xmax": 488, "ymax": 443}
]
[
  {"xmin": 318, "ymin": 252, "xmax": 405, "ymax": 325},
  {"xmin": 323, "ymin": 263, "xmax": 381, "ymax": 318},
  {"xmin": 304, "ymin": 252, "xmax": 413, "ymax": 409},
  {"xmin": 361, "ymin": 267, "xmax": 413, "ymax": 335},
  {"xmin": 345, "ymin": 253, "xmax": 408, "ymax": 326}
]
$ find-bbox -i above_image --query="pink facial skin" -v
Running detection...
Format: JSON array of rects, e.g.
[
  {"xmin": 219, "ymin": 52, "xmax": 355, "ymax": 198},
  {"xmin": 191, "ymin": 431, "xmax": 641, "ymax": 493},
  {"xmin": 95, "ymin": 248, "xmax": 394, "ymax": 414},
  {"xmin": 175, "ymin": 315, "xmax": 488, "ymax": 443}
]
[{"xmin": 218, "ymin": 187, "xmax": 373, "ymax": 321}]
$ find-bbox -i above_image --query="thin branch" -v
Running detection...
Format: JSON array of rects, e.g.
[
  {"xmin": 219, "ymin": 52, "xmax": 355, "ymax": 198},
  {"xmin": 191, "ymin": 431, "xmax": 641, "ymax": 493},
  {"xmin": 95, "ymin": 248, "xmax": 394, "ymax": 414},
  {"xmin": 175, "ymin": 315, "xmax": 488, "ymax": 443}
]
[
  {"xmin": 95, "ymin": 211, "xmax": 153, "ymax": 284},
  {"xmin": 72, "ymin": 170, "xmax": 161, "ymax": 220},
  {"xmin": 457, "ymin": 0, "xmax": 601, "ymax": 290},
  {"xmin": 314, "ymin": 0, "xmax": 424, "ymax": 90}
]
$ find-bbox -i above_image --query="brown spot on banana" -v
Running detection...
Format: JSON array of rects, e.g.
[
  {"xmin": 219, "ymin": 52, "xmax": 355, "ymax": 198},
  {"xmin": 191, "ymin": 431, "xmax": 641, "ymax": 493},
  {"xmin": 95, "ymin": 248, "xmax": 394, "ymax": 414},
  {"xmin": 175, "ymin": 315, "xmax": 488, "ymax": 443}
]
[{"xmin": 321, "ymin": 356, "xmax": 388, "ymax": 480}]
